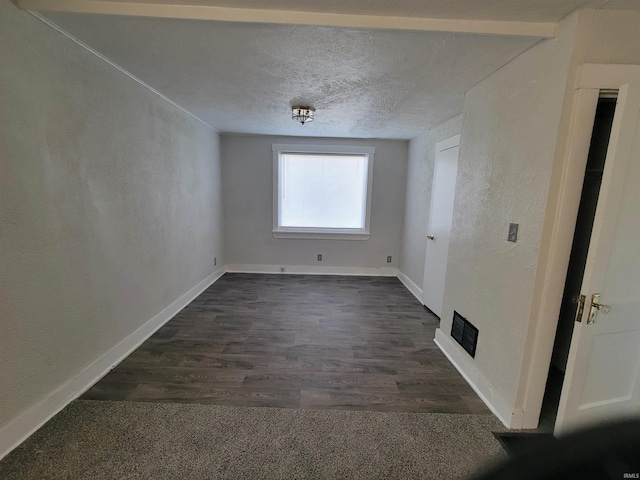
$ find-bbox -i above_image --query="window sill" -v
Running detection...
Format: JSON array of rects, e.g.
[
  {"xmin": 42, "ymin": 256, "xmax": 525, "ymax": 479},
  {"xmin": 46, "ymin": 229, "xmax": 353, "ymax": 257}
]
[{"xmin": 273, "ymin": 230, "xmax": 370, "ymax": 241}]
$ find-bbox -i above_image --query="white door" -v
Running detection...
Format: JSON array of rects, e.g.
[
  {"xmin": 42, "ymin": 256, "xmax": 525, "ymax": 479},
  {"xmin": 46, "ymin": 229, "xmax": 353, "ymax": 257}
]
[
  {"xmin": 555, "ymin": 83, "xmax": 640, "ymax": 435},
  {"xmin": 422, "ymin": 135, "xmax": 460, "ymax": 317}
]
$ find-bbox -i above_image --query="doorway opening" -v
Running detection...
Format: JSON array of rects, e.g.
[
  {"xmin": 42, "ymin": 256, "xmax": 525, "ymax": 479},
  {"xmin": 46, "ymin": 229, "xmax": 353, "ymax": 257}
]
[
  {"xmin": 422, "ymin": 135, "xmax": 460, "ymax": 318},
  {"xmin": 539, "ymin": 94, "xmax": 617, "ymax": 431}
]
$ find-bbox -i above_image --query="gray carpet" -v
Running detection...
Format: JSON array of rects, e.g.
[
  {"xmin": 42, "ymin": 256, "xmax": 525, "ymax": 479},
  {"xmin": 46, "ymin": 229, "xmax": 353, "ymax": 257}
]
[{"xmin": 0, "ymin": 400, "xmax": 507, "ymax": 479}]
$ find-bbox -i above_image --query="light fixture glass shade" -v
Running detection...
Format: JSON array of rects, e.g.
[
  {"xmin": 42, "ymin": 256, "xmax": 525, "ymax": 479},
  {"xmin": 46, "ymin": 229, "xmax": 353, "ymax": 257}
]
[{"xmin": 292, "ymin": 106, "xmax": 316, "ymax": 125}]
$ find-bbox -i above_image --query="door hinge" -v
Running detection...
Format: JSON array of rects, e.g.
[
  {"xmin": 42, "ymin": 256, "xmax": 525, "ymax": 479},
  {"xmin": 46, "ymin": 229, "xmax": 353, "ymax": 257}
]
[{"xmin": 575, "ymin": 294, "xmax": 586, "ymax": 322}]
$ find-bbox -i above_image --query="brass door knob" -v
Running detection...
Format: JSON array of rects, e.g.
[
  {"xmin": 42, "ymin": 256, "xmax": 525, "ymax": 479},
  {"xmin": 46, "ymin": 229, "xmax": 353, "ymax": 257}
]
[
  {"xmin": 587, "ymin": 293, "xmax": 611, "ymax": 324},
  {"xmin": 427, "ymin": 235, "xmax": 435, "ymax": 240}
]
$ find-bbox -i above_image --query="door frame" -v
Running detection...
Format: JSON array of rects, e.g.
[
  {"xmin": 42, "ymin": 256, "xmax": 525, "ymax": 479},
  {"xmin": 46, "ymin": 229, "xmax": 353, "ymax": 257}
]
[
  {"xmin": 514, "ymin": 64, "xmax": 640, "ymax": 430},
  {"xmin": 422, "ymin": 134, "xmax": 460, "ymax": 315}
]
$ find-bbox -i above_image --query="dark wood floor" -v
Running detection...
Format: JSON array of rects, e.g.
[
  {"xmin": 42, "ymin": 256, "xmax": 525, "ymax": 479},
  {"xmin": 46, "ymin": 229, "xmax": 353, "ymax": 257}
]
[{"xmin": 83, "ymin": 274, "xmax": 490, "ymax": 414}]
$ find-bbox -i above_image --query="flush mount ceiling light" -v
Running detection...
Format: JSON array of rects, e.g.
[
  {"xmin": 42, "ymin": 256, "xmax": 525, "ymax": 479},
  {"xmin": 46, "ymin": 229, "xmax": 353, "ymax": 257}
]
[{"xmin": 292, "ymin": 106, "xmax": 316, "ymax": 125}]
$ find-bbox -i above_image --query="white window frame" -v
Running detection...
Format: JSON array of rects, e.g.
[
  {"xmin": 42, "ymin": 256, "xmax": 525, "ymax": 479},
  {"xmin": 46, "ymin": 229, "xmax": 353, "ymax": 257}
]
[{"xmin": 272, "ymin": 144, "xmax": 375, "ymax": 240}]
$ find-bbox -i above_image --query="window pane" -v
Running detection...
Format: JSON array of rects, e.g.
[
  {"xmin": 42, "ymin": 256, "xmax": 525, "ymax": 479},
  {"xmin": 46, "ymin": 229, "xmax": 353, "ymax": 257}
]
[{"xmin": 280, "ymin": 153, "xmax": 367, "ymax": 229}]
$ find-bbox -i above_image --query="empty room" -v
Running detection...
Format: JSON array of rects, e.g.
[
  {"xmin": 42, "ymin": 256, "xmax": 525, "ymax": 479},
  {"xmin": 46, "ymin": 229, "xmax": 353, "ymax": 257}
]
[{"xmin": 2, "ymin": 0, "xmax": 640, "ymax": 478}]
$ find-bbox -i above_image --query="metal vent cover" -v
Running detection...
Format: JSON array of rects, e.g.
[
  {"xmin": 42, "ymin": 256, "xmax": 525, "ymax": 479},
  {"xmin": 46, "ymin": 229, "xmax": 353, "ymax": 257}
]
[{"xmin": 451, "ymin": 311, "xmax": 478, "ymax": 358}]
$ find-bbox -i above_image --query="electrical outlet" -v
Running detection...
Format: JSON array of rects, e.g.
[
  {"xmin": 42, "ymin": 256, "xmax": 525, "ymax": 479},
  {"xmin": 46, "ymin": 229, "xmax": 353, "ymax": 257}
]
[
  {"xmin": 214, "ymin": 257, "xmax": 217, "ymax": 266},
  {"xmin": 387, "ymin": 256, "xmax": 392, "ymax": 263},
  {"xmin": 508, "ymin": 223, "xmax": 519, "ymax": 242},
  {"xmin": 280, "ymin": 267, "xmax": 285, "ymax": 272},
  {"xmin": 317, "ymin": 254, "xmax": 322, "ymax": 261}
]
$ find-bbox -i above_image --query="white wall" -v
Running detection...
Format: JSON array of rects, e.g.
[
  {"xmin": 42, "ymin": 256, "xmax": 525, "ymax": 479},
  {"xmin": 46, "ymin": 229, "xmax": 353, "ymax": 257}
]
[
  {"xmin": 221, "ymin": 135, "xmax": 407, "ymax": 273},
  {"xmin": 437, "ymin": 12, "xmax": 579, "ymax": 424},
  {"xmin": 0, "ymin": 1, "xmax": 224, "ymax": 438},
  {"xmin": 399, "ymin": 115, "xmax": 462, "ymax": 294},
  {"xmin": 573, "ymin": 9, "xmax": 640, "ymax": 64},
  {"xmin": 513, "ymin": 8, "xmax": 640, "ymax": 427}
]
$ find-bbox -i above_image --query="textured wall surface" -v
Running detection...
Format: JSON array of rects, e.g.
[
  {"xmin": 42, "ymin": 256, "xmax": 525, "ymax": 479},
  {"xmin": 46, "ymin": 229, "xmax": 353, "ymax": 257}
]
[
  {"xmin": 573, "ymin": 8, "xmax": 640, "ymax": 64},
  {"xmin": 512, "ymin": 7, "xmax": 640, "ymax": 423},
  {"xmin": 399, "ymin": 115, "xmax": 462, "ymax": 291},
  {"xmin": 439, "ymin": 13, "xmax": 578, "ymax": 410},
  {"xmin": 221, "ymin": 135, "xmax": 407, "ymax": 269},
  {"xmin": 0, "ymin": 2, "xmax": 223, "ymax": 428}
]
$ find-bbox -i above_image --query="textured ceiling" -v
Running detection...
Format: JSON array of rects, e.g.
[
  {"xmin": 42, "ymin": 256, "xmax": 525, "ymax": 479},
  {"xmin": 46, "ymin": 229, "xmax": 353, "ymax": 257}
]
[
  {"xmin": 43, "ymin": 13, "xmax": 539, "ymax": 138},
  {"xmin": 35, "ymin": 0, "xmax": 640, "ymax": 138}
]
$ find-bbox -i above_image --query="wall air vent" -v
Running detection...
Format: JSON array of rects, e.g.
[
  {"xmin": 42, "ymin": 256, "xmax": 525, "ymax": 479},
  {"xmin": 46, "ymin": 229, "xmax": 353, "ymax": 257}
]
[{"xmin": 451, "ymin": 311, "xmax": 478, "ymax": 358}]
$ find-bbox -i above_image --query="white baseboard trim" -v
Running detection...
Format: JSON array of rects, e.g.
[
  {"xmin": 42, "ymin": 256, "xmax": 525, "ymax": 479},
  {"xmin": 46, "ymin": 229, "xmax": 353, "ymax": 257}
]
[
  {"xmin": 397, "ymin": 271, "xmax": 423, "ymax": 304},
  {"xmin": 0, "ymin": 267, "xmax": 225, "ymax": 461},
  {"xmin": 434, "ymin": 329, "xmax": 523, "ymax": 429},
  {"xmin": 225, "ymin": 264, "xmax": 398, "ymax": 277}
]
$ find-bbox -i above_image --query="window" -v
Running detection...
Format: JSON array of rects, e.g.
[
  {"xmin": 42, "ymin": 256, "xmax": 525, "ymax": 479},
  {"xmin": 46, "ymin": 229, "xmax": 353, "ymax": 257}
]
[{"xmin": 272, "ymin": 144, "xmax": 375, "ymax": 240}]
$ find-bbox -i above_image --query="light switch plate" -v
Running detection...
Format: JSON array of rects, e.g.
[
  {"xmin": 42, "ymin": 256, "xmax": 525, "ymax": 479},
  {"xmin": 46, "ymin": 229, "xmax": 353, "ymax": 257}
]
[{"xmin": 508, "ymin": 223, "xmax": 518, "ymax": 242}]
